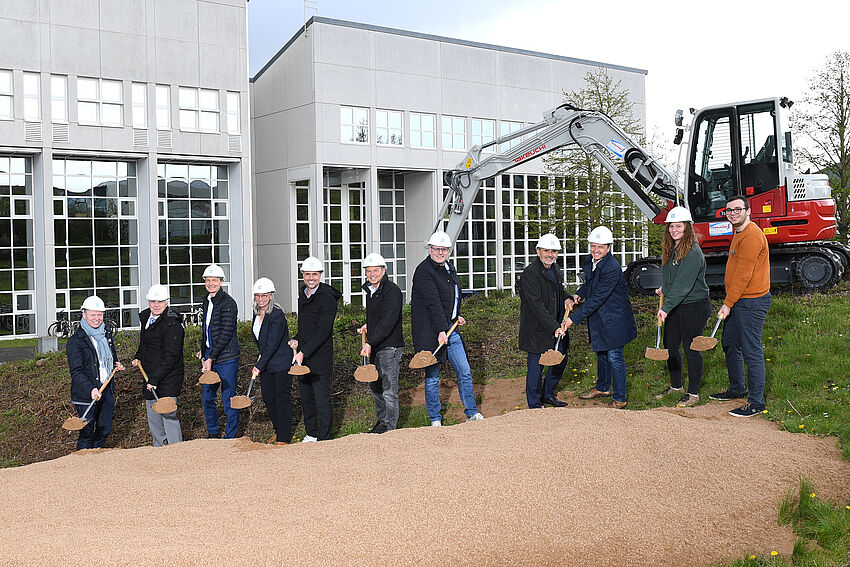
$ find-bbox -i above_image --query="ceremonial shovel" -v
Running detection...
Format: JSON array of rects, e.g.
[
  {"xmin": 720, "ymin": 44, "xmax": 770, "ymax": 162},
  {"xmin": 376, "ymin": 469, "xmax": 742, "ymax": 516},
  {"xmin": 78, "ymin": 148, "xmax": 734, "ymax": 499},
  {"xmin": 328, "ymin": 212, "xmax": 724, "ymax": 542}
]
[
  {"xmin": 409, "ymin": 319, "xmax": 460, "ymax": 369},
  {"xmin": 62, "ymin": 368, "xmax": 118, "ymax": 431},
  {"xmin": 197, "ymin": 370, "xmax": 221, "ymax": 385},
  {"xmin": 645, "ymin": 293, "xmax": 669, "ymax": 361},
  {"xmin": 539, "ymin": 304, "xmax": 573, "ymax": 367},
  {"xmin": 230, "ymin": 356, "xmax": 260, "ymax": 410},
  {"xmin": 690, "ymin": 314, "xmax": 724, "ymax": 351},
  {"xmin": 138, "ymin": 362, "xmax": 177, "ymax": 414},
  {"xmin": 354, "ymin": 331, "xmax": 379, "ymax": 383},
  {"xmin": 288, "ymin": 345, "xmax": 311, "ymax": 376}
]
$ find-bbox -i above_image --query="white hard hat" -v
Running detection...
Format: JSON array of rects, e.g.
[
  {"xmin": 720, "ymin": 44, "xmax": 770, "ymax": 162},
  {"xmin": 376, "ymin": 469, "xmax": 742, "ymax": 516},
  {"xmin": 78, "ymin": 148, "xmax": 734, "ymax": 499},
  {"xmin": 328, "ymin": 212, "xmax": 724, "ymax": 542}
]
[
  {"xmin": 588, "ymin": 226, "xmax": 614, "ymax": 245},
  {"xmin": 665, "ymin": 206, "xmax": 693, "ymax": 223},
  {"xmin": 202, "ymin": 263, "xmax": 226, "ymax": 280},
  {"xmin": 427, "ymin": 231, "xmax": 452, "ymax": 248},
  {"xmin": 535, "ymin": 233, "xmax": 562, "ymax": 251},
  {"xmin": 300, "ymin": 256, "xmax": 324, "ymax": 272},
  {"xmin": 145, "ymin": 284, "xmax": 170, "ymax": 301},
  {"xmin": 363, "ymin": 253, "xmax": 387, "ymax": 268},
  {"xmin": 252, "ymin": 277, "xmax": 276, "ymax": 294},
  {"xmin": 80, "ymin": 295, "xmax": 106, "ymax": 312}
]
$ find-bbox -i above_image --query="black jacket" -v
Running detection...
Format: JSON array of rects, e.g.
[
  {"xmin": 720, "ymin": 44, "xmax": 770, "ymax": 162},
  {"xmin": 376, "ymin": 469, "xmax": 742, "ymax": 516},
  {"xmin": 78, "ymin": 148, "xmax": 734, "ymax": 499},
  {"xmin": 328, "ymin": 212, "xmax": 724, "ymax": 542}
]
[
  {"xmin": 201, "ymin": 289, "xmax": 239, "ymax": 362},
  {"xmin": 67, "ymin": 325, "xmax": 118, "ymax": 403},
  {"xmin": 362, "ymin": 274, "xmax": 404, "ymax": 360},
  {"xmin": 253, "ymin": 306, "xmax": 292, "ymax": 373},
  {"xmin": 410, "ymin": 257, "xmax": 462, "ymax": 363},
  {"xmin": 519, "ymin": 258, "xmax": 569, "ymax": 354},
  {"xmin": 294, "ymin": 283, "xmax": 341, "ymax": 376},
  {"xmin": 134, "ymin": 307, "xmax": 185, "ymax": 399}
]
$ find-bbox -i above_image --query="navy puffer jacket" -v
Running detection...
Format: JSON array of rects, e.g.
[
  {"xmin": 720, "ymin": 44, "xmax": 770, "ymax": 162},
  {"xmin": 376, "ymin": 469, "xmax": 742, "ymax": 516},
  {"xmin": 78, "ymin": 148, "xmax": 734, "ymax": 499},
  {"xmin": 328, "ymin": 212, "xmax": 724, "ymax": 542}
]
[{"xmin": 201, "ymin": 289, "xmax": 239, "ymax": 362}]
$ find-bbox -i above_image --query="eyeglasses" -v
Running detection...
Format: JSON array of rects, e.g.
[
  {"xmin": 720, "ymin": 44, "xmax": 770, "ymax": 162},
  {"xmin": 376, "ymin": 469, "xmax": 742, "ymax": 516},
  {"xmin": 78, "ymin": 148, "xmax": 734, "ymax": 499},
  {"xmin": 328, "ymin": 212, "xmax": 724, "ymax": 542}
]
[
  {"xmin": 724, "ymin": 207, "xmax": 747, "ymax": 215},
  {"xmin": 430, "ymin": 246, "xmax": 449, "ymax": 253}
]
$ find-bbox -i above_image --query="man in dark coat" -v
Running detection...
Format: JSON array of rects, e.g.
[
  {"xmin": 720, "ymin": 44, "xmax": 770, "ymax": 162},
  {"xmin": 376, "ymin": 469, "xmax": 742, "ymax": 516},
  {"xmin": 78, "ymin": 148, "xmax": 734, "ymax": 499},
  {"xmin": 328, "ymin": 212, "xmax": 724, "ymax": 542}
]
[
  {"xmin": 410, "ymin": 231, "xmax": 483, "ymax": 426},
  {"xmin": 198, "ymin": 263, "xmax": 240, "ymax": 438},
  {"xmin": 519, "ymin": 233, "xmax": 569, "ymax": 409},
  {"xmin": 291, "ymin": 256, "xmax": 341, "ymax": 442},
  {"xmin": 132, "ymin": 284, "xmax": 184, "ymax": 446},
  {"xmin": 358, "ymin": 253, "xmax": 404, "ymax": 433},
  {"xmin": 566, "ymin": 226, "xmax": 638, "ymax": 409}
]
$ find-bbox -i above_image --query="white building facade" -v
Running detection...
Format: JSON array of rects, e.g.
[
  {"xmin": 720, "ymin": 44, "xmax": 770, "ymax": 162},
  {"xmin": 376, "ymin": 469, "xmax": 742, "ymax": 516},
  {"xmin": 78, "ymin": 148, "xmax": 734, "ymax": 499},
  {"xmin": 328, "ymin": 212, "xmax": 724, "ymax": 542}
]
[
  {"xmin": 0, "ymin": 0, "xmax": 252, "ymax": 337},
  {"xmin": 251, "ymin": 17, "xmax": 649, "ymax": 310}
]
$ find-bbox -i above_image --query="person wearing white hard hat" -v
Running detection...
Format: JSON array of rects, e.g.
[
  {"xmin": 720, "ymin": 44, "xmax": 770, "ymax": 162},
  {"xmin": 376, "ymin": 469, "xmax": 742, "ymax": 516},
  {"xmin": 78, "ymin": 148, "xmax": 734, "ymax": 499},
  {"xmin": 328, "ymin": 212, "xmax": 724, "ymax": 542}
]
[
  {"xmin": 66, "ymin": 295, "xmax": 124, "ymax": 449},
  {"xmin": 566, "ymin": 227, "xmax": 637, "ymax": 409},
  {"xmin": 289, "ymin": 256, "xmax": 341, "ymax": 441},
  {"xmin": 411, "ymin": 231, "xmax": 484, "ymax": 425},
  {"xmin": 197, "ymin": 263, "xmax": 240, "ymax": 438},
  {"xmin": 518, "ymin": 234, "xmax": 570, "ymax": 408},
  {"xmin": 358, "ymin": 253, "xmax": 404, "ymax": 433},
  {"xmin": 653, "ymin": 206, "xmax": 710, "ymax": 407},
  {"xmin": 250, "ymin": 277, "xmax": 294, "ymax": 444},
  {"xmin": 131, "ymin": 284, "xmax": 184, "ymax": 446}
]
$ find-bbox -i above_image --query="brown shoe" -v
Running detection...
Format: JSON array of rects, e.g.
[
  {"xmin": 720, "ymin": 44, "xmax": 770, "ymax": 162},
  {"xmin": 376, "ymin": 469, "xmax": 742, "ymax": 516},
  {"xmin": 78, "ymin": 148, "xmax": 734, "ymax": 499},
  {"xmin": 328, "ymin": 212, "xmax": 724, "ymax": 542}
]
[
  {"xmin": 579, "ymin": 388, "xmax": 612, "ymax": 400},
  {"xmin": 267, "ymin": 433, "xmax": 277, "ymax": 444},
  {"xmin": 607, "ymin": 400, "xmax": 627, "ymax": 409}
]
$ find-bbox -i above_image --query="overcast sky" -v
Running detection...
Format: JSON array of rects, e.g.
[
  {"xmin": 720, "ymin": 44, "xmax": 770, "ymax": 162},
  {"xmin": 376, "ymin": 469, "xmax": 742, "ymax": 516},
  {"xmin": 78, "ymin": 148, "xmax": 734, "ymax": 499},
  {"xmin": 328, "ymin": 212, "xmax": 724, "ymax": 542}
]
[{"xmin": 248, "ymin": 0, "xmax": 846, "ymax": 144}]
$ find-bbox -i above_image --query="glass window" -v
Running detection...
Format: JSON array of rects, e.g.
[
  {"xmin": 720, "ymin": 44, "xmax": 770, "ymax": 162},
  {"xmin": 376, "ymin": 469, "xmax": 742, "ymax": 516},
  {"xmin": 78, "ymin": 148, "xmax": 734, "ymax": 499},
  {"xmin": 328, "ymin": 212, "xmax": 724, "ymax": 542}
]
[
  {"xmin": 77, "ymin": 77, "xmax": 124, "ymax": 126},
  {"xmin": 51, "ymin": 75, "xmax": 68, "ymax": 123},
  {"xmin": 471, "ymin": 118, "xmax": 495, "ymax": 151},
  {"xmin": 376, "ymin": 109, "xmax": 402, "ymax": 145},
  {"xmin": 0, "ymin": 155, "xmax": 35, "ymax": 335},
  {"xmin": 500, "ymin": 120, "xmax": 523, "ymax": 153},
  {"xmin": 23, "ymin": 72, "xmax": 40, "ymax": 121},
  {"xmin": 377, "ymin": 172, "xmax": 407, "ymax": 292},
  {"xmin": 226, "ymin": 91, "xmax": 239, "ymax": 134},
  {"xmin": 155, "ymin": 85, "xmax": 170, "ymax": 129},
  {"xmin": 178, "ymin": 87, "xmax": 219, "ymax": 132},
  {"xmin": 441, "ymin": 115, "xmax": 465, "ymax": 150},
  {"xmin": 131, "ymin": 83, "xmax": 146, "ymax": 128},
  {"xmin": 409, "ymin": 112, "xmax": 435, "ymax": 148},
  {"xmin": 340, "ymin": 106, "xmax": 368, "ymax": 143}
]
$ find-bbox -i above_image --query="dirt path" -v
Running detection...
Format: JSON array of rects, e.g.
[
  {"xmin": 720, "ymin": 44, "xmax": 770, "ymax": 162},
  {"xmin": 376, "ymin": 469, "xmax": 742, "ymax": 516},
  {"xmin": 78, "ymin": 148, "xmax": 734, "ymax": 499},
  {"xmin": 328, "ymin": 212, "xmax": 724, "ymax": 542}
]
[{"xmin": 1, "ymin": 402, "xmax": 847, "ymax": 566}]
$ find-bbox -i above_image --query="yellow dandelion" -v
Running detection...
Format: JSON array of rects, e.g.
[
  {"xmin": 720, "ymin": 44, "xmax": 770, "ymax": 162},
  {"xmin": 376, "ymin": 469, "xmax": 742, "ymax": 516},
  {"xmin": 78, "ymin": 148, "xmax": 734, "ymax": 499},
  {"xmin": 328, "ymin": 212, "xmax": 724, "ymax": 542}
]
[
  {"xmin": 845, "ymin": 505, "xmax": 850, "ymax": 510},
  {"xmin": 771, "ymin": 551, "xmax": 778, "ymax": 556},
  {"xmin": 799, "ymin": 424, "xmax": 805, "ymax": 429},
  {"xmin": 809, "ymin": 493, "xmax": 816, "ymax": 498},
  {"xmin": 766, "ymin": 358, "xmax": 770, "ymax": 361},
  {"xmin": 749, "ymin": 556, "xmax": 756, "ymax": 560},
  {"xmin": 762, "ymin": 410, "xmax": 768, "ymax": 414},
  {"xmin": 514, "ymin": 406, "xmax": 520, "ymax": 410}
]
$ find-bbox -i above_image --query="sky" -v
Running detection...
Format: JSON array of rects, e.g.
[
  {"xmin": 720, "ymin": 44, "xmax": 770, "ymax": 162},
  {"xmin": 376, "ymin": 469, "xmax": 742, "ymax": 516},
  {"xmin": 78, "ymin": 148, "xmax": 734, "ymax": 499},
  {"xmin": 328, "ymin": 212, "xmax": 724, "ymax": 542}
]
[{"xmin": 247, "ymin": 0, "xmax": 847, "ymax": 150}]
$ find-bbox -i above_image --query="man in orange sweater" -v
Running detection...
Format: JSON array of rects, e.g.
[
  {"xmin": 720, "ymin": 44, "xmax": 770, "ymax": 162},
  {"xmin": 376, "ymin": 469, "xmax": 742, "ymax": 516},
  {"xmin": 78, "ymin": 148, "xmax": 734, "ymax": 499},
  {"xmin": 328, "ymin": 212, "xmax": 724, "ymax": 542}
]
[{"xmin": 709, "ymin": 195, "xmax": 771, "ymax": 417}]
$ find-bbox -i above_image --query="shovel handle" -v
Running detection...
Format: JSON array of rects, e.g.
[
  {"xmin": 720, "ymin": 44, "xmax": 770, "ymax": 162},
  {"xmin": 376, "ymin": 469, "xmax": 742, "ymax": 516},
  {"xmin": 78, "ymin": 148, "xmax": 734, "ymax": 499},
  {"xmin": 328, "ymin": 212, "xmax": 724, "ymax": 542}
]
[
  {"xmin": 80, "ymin": 367, "xmax": 119, "ymax": 420},
  {"xmin": 709, "ymin": 316, "xmax": 723, "ymax": 338},
  {"xmin": 360, "ymin": 331, "xmax": 369, "ymax": 364},
  {"xmin": 657, "ymin": 293, "xmax": 665, "ymax": 326},
  {"xmin": 291, "ymin": 344, "xmax": 301, "ymax": 365},
  {"xmin": 433, "ymin": 319, "xmax": 461, "ymax": 356},
  {"xmin": 136, "ymin": 362, "xmax": 161, "ymax": 401}
]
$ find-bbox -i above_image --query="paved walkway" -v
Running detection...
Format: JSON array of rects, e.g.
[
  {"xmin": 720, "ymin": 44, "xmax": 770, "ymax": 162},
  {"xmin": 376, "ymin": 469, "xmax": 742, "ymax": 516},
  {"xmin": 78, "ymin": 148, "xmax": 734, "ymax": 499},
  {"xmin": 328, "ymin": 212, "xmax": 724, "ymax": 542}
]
[{"xmin": 0, "ymin": 346, "xmax": 37, "ymax": 363}]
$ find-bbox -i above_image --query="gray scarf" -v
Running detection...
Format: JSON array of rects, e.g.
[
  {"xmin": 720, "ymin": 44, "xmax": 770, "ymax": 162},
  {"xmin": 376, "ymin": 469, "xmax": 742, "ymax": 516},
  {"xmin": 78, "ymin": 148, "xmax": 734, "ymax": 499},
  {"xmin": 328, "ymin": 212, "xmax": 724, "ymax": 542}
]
[{"xmin": 80, "ymin": 318, "xmax": 113, "ymax": 378}]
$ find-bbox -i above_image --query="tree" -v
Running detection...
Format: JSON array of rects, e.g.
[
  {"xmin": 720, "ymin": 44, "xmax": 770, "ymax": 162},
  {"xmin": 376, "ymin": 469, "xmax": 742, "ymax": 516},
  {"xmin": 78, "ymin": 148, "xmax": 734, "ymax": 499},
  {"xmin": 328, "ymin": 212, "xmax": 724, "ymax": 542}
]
[{"xmin": 792, "ymin": 50, "xmax": 850, "ymax": 243}]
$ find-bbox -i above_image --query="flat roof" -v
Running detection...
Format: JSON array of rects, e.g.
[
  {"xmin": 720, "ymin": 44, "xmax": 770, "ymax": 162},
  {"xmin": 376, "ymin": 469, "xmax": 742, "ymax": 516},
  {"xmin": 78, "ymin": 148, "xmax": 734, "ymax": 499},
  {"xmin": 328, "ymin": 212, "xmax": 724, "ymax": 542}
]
[{"xmin": 251, "ymin": 16, "xmax": 648, "ymax": 82}]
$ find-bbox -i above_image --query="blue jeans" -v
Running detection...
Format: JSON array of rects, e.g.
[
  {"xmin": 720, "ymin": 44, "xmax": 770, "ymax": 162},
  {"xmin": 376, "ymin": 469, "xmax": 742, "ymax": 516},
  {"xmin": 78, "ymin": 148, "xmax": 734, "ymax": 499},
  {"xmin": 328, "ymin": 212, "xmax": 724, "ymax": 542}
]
[
  {"xmin": 526, "ymin": 338, "xmax": 568, "ymax": 408},
  {"xmin": 201, "ymin": 355, "xmax": 239, "ymax": 438},
  {"xmin": 74, "ymin": 388, "xmax": 114, "ymax": 449},
  {"xmin": 594, "ymin": 347, "xmax": 627, "ymax": 402},
  {"xmin": 722, "ymin": 293, "xmax": 771, "ymax": 410},
  {"xmin": 371, "ymin": 346, "xmax": 403, "ymax": 430},
  {"xmin": 424, "ymin": 332, "xmax": 479, "ymax": 421}
]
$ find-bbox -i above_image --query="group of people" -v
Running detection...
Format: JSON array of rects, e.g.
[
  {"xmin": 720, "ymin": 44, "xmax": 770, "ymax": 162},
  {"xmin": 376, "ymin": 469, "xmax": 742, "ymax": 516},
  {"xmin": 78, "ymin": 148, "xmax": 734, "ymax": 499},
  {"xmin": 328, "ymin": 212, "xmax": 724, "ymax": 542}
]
[{"xmin": 65, "ymin": 194, "xmax": 771, "ymax": 450}]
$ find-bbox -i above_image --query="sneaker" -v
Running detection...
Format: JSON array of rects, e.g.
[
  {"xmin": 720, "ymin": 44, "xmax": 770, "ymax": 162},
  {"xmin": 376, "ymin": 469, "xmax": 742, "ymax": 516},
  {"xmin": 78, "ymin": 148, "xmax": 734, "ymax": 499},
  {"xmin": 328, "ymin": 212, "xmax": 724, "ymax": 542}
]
[
  {"xmin": 709, "ymin": 390, "xmax": 746, "ymax": 401},
  {"xmin": 369, "ymin": 423, "xmax": 388, "ymax": 434},
  {"xmin": 676, "ymin": 394, "xmax": 699, "ymax": 407},
  {"xmin": 728, "ymin": 404, "xmax": 761, "ymax": 418},
  {"xmin": 301, "ymin": 435, "xmax": 318, "ymax": 443},
  {"xmin": 655, "ymin": 386, "xmax": 683, "ymax": 400},
  {"xmin": 430, "ymin": 420, "xmax": 442, "ymax": 427},
  {"xmin": 466, "ymin": 412, "xmax": 485, "ymax": 422}
]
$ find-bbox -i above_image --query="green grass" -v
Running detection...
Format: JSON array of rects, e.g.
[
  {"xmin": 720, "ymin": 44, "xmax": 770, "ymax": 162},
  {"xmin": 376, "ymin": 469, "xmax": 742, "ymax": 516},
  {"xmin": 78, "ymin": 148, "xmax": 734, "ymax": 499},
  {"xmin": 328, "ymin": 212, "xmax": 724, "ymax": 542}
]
[{"xmin": 0, "ymin": 337, "xmax": 39, "ymax": 348}]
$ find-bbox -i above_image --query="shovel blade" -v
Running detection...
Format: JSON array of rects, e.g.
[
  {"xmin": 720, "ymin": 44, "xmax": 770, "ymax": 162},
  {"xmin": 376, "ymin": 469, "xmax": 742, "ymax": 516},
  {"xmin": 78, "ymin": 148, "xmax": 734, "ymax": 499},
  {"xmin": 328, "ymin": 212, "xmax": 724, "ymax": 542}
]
[
  {"xmin": 538, "ymin": 349, "xmax": 564, "ymax": 367},
  {"xmin": 62, "ymin": 416, "xmax": 87, "ymax": 431},
  {"xmin": 152, "ymin": 397, "xmax": 177, "ymax": 414},
  {"xmin": 689, "ymin": 336, "xmax": 718, "ymax": 351},
  {"xmin": 409, "ymin": 350, "xmax": 437, "ymax": 369},
  {"xmin": 645, "ymin": 347, "xmax": 669, "ymax": 361},
  {"xmin": 230, "ymin": 395, "xmax": 252, "ymax": 410},
  {"xmin": 354, "ymin": 364, "xmax": 379, "ymax": 382},
  {"xmin": 288, "ymin": 364, "xmax": 311, "ymax": 376},
  {"xmin": 198, "ymin": 370, "xmax": 221, "ymax": 385}
]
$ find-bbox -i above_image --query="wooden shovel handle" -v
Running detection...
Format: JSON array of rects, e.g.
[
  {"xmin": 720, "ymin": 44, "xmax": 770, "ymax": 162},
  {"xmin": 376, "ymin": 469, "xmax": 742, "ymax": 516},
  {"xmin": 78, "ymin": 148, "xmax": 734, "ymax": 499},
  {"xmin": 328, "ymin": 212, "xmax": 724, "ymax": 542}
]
[
  {"xmin": 361, "ymin": 331, "xmax": 367, "ymax": 346},
  {"xmin": 98, "ymin": 367, "xmax": 119, "ymax": 395},
  {"xmin": 443, "ymin": 319, "xmax": 460, "ymax": 342},
  {"xmin": 657, "ymin": 293, "xmax": 665, "ymax": 326},
  {"xmin": 137, "ymin": 361, "xmax": 150, "ymax": 383}
]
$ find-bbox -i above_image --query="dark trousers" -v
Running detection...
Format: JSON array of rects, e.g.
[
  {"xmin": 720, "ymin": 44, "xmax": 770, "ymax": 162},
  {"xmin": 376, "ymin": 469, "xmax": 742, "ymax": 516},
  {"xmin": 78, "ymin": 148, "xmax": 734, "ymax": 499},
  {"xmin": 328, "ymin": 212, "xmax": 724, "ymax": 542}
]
[
  {"xmin": 722, "ymin": 293, "xmax": 771, "ymax": 410},
  {"xmin": 261, "ymin": 369, "xmax": 293, "ymax": 443},
  {"xmin": 75, "ymin": 388, "xmax": 114, "ymax": 450},
  {"xmin": 299, "ymin": 372, "xmax": 333, "ymax": 440},
  {"xmin": 664, "ymin": 298, "xmax": 711, "ymax": 395},
  {"xmin": 525, "ymin": 337, "xmax": 568, "ymax": 408}
]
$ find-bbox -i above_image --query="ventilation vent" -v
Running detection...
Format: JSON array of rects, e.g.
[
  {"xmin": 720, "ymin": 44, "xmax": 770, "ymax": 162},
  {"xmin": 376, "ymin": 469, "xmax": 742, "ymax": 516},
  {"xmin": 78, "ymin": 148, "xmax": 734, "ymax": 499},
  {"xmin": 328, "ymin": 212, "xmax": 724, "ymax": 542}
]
[
  {"xmin": 52, "ymin": 123, "xmax": 70, "ymax": 144},
  {"xmin": 228, "ymin": 134, "xmax": 241, "ymax": 153},
  {"xmin": 156, "ymin": 129, "xmax": 172, "ymax": 149},
  {"xmin": 133, "ymin": 128, "xmax": 148, "ymax": 148},
  {"xmin": 792, "ymin": 177, "xmax": 807, "ymax": 200},
  {"xmin": 25, "ymin": 121, "xmax": 42, "ymax": 143}
]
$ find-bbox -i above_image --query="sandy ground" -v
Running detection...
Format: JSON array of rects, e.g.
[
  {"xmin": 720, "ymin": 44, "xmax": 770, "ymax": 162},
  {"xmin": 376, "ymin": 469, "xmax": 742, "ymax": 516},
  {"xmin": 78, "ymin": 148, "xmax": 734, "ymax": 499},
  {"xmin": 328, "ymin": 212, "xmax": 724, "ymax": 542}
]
[{"xmin": 1, "ymin": 402, "xmax": 848, "ymax": 566}]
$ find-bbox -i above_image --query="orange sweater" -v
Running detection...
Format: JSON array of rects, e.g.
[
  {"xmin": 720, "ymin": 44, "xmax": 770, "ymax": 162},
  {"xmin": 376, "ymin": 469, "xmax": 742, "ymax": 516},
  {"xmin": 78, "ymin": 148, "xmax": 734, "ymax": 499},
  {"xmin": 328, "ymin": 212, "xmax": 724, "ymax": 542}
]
[{"xmin": 724, "ymin": 222, "xmax": 770, "ymax": 307}]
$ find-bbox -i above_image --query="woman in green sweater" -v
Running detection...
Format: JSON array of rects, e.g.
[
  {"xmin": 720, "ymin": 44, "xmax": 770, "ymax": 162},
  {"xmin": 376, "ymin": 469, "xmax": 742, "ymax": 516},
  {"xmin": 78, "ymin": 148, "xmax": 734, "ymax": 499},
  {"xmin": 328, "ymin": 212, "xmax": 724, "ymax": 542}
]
[{"xmin": 655, "ymin": 206, "xmax": 711, "ymax": 407}]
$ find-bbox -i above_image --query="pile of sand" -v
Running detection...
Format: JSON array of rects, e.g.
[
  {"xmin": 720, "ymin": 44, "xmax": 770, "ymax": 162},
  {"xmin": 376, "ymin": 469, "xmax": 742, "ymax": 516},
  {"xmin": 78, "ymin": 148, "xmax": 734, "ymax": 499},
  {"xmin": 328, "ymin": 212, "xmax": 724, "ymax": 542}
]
[{"xmin": 1, "ymin": 401, "xmax": 847, "ymax": 566}]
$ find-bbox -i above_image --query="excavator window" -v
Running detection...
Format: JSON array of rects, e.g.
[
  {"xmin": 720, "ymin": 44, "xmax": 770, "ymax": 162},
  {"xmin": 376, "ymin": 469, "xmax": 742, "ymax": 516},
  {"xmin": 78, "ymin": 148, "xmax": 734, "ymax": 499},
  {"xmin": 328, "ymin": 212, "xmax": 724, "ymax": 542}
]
[
  {"xmin": 738, "ymin": 102, "xmax": 780, "ymax": 198},
  {"xmin": 688, "ymin": 110, "xmax": 737, "ymax": 222}
]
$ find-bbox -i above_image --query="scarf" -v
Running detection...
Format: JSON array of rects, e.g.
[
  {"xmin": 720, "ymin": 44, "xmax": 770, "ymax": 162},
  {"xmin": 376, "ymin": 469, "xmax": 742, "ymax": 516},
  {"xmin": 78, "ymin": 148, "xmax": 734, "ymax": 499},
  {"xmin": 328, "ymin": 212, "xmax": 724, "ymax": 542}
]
[{"xmin": 80, "ymin": 318, "xmax": 113, "ymax": 380}]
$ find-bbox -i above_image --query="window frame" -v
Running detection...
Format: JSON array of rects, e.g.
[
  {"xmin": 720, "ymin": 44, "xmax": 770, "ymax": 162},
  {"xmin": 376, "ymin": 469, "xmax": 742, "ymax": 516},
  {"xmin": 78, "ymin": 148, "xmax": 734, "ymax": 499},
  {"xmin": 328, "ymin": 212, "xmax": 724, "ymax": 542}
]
[
  {"xmin": 409, "ymin": 112, "xmax": 436, "ymax": 148},
  {"xmin": 375, "ymin": 109, "xmax": 403, "ymax": 146},
  {"xmin": 50, "ymin": 75, "xmax": 68, "ymax": 123},
  {"xmin": 77, "ymin": 77, "xmax": 124, "ymax": 127},
  {"xmin": 340, "ymin": 105, "xmax": 369, "ymax": 144},
  {"xmin": 0, "ymin": 69, "xmax": 14, "ymax": 121},
  {"xmin": 226, "ymin": 91, "xmax": 240, "ymax": 134},
  {"xmin": 23, "ymin": 72, "xmax": 40, "ymax": 121},
  {"xmin": 441, "ymin": 115, "xmax": 466, "ymax": 151},
  {"xmin": 178, "ymin": 86, "xmax": 220, "ymax": 133}
]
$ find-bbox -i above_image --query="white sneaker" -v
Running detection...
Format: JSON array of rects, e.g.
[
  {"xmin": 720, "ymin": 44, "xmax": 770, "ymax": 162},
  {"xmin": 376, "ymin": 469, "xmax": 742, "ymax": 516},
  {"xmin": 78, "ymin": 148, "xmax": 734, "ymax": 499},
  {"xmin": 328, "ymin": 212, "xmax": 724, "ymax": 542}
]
[
  {"xmin": 301, "ymin": 435, "xmax": 318, "ymax": 443},
  {"xmin": 467, "ymin": 412, "xmax": 485, "ymax": 421},
  {"xmin": 430, "ymin": 420, "xmax": 442, "ymax": 427}
]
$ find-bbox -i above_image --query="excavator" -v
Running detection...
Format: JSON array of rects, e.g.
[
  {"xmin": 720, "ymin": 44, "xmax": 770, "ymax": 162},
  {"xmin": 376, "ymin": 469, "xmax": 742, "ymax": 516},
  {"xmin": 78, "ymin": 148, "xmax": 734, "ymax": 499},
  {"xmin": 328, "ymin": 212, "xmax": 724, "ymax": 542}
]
[{"xmin": 438, "ymin": 98, "xmax": 849, "ymax": 294}]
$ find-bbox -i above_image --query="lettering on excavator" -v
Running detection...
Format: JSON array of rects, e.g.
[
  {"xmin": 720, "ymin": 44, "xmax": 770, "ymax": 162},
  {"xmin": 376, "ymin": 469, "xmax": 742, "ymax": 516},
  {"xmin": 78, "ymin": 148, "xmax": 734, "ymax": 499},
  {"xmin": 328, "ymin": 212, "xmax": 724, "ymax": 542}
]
[{"xmin": 512, "ymin": 144, "xmax": 547, "ymax": 163}]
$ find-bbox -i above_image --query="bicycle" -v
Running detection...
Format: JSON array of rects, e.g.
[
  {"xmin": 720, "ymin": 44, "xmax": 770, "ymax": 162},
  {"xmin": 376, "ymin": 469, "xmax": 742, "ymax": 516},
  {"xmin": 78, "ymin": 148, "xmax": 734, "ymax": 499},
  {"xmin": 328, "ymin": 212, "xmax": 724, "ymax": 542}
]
[
  {"xmin": 47, "ymin": 318, "xmax": 79, "ymax": 338},
  {"xmin": 181, "ymin": 306, "xmax": 204, "ymax": 328}
]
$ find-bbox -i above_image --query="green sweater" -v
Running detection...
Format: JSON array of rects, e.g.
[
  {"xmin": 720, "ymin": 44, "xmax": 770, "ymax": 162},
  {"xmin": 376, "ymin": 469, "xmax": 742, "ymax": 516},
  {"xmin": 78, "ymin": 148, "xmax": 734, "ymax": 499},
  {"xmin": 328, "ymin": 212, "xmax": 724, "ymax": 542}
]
[{"xmin": 661, "ymin": 241, "xmax": 710, "ymax": 313}]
